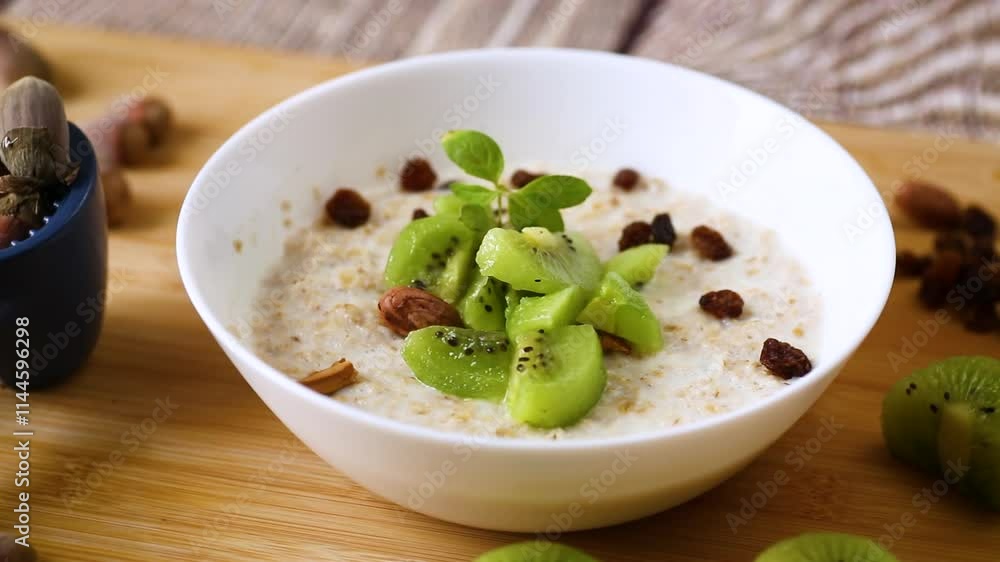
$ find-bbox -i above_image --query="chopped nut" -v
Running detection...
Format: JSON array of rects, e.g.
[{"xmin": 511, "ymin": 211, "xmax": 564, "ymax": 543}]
[
  {"xmin": 699, "ymin": 290, "xmax": 744, "ymax": 319},
  {"xmin": 690, "ymin": 225, "xmax": 733, "ymax": 261},
  {"xmin": 759, "ymin": 338, "xmax": 812, "ymax": 379},
  {"xmin": 300, "ymin": 358, "xmax": 358, "ymax": 395},
  {"xmin": 651, "ymin": 212, "xmax": 676, "ymax": 246},
  {"xmin": 961, "ymin": 205, "xmax": 995, "ymax": 239},
  {"xmin": 411, "ymin": 208, "xmax": 429, "ymax": 221},
  {"xmin": 933, "ymin": 231, "xmax": 969, "ymax": 255},
  {"xmin": 613, "ymin": 168, "xmax": 640, "ymax": 190},
  {"xmin": 599, "ymin": 331, "xmax": 632, "ymax": 354},
  {"xmin": 918, "ymin": 250, "xmax": 963, "ymax": 308},
  {"xmin": 325, "ymin": 188, "xmax": 371, "ymax": 228},
  {"xmin": 618, "ymin": 221, "xmax": 652, "ymax": 251},
  {"xmin": 378, "ymin": 286, "xmax": 463, "ymax": 336},
  {"xmin": 510, "ymin": 169, "xmax": 543, "ymax": 188},
  {"xmin": 895, "ymin": 250, "xmax": 931, "ymax": 278},
  {"xmin": 895, "ymin": 181, "xmax": 961, "ymax": 229},
  {"xmin": 400, "ymin": 158, "xmax": 437, "ymax": 192}
]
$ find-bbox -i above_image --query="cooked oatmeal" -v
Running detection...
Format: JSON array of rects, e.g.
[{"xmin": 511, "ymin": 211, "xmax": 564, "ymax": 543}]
[{"xmin": 248, "ymin": 170, "xmax": 822, "ymax": 439}]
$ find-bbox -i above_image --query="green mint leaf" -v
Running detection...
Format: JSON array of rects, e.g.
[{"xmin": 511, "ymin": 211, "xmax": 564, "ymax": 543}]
[
  {"xmin": 450, "ymin": 182, "xmax": 498, "ymax": 206},
  {"xmin": 441, "ymin": 130, "xmax": 505, "ymax": 183},
  {"xmin": 459, "ymin": 203, "xmax": 493, "ymax": 233},
  {"xmin": 518, "ymin": 175, "xmax": 592, "ymax": 208},
  {"xmin": 508, "ymin": 195, "xmax": 565, "ymax": 232}
]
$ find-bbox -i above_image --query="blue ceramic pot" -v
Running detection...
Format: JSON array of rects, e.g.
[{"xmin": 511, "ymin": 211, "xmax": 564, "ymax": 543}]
[{"xmin": 0, "ymin": 123, "xmax": 108, "ymax": 388}]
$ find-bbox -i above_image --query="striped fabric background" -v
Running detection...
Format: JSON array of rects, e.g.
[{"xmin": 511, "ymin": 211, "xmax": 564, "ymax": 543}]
[{"xmin": 5, "ymin": 0, "xmax": 998, "ymax": 140}]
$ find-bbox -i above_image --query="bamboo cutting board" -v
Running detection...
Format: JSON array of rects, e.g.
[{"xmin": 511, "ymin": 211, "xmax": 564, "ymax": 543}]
[{"xmin": 0, "ymin": 24, "xmax": 997, "ymax": 562}]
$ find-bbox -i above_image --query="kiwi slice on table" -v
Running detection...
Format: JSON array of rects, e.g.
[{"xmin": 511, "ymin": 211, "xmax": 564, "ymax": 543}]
[
  {"xmin": 458, "ymin": 271, "xmax": 506, "ymax": 331},
  {"xmin": 882, "ymin": 355, "xmax": 1000, "ymax": 510},
  {"xmin": 384, "ymin": 215, "xmax": 478, "ymax": 303},
  {"xmin": 476, "ymin": 227, "xmax": 603, "ymax": 295},
  {"xmin": 507, "ymin": 285, "xmax": 587, "ymax": 337},
  {"xmin": 578, "ymin": 272, "xmax": 664, "ymax": 354},
  {"xmin": 402, "ymin": 327, "xmax": 512, "ymax": 400},
  {"xmin": 505, "ymin": 324, "xmax": 606, "ymax": 428},
  {"xmin": 605, "ymin": 243, "xmax": 669, "ymax": 288},
  {"xmin": 475, "ymin": 542, "xmax": 600, "ymax": 562},
  {"xmin": 755, "ymin": 533, "xmax": 897, "ymax": 562}
]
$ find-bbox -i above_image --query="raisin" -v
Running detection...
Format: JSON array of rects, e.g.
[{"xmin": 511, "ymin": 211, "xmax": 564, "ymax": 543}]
[
  {"xmin": 618, "ymin": 221, "xmax": 653, "ymax": 251},
  {"xmin": 612, "ymin": 168, "xmax": 640, "ymax": 191},
  {"xmin": 411, "ymin": 208, "xmax": 429, "ymax": 221},
  {"xmin": 699, "ymin": 290, "xmax": 744, "ymax": 319},
  {"xmin": 971, "ymin": 238, "xmax": 998, "ymax": 263},
  {"xmin": 400, "ymin": 158, "xmax": 437, "ymax": 192},
  {"xmin": 690, "ymin": 225, "xmax": 733, "ymax": 261},
  {"xmin": 598, "ymin": 331, "xmax": 632, "ymax": 354},
  {"xmin": 510, "ymin": 169, "xmax": 543, "ymax": 188},
  {"xmin": 961, "ymin": 205, "xmax": 996, "ymax": 239},
  {"xmin": 896, "ymin": 251, "xmax": 931, "ymax": 278},
  {"xmin": 895, "ymin": 181, "xmax": 961, "ymax": 229},
  {"xmin": 933, "ymin": 231, "xmax": 969, "ymax": 255},
  {"xmin": 651, "ymin": 213, "xmax": 676, "ymax": 246},
  {"xmin": 325, "ymin": 188, "xmax": 371, "ymax": 228},
  {"xmin": 760, "ymin": 338, "xmax": 812, "ymax": 379},
  {"xmin": 959, "ymin": 303, "xmax": 999, "ymax": 333},
  {"xmin": 917, "ymin": 250, "xmax": 963, "ymax": 308}
]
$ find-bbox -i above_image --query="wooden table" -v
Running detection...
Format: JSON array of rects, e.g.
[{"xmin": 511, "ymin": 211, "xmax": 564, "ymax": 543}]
[
  {"xmin": 0, "ymin": 23, "xmax": 997, "ymax": 562},
  {"xmin": 5, "ymin": 0, "xmax": 1000, "ymax": 142}
]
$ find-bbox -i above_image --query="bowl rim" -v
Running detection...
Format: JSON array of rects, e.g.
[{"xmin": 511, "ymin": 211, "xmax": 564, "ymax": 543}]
[
  {"xmin": 177, "ymin": 47, "xmax": 896, "ymax": 452},
  {"xmin": 0, "ymin": 123, "xmax": 99, "ymax": 260}
]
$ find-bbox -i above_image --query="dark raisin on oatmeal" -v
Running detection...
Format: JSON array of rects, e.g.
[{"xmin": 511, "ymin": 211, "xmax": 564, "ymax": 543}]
[
  {"xmin": 961, "ymin": 205, "xmax": 996, "ymax": 239},
  {"xmin": 895, "ymin": 250, "xmax": 932, "ymax": 278},
  {"xmin": 612, "ymin": 168, "xmax": 640, "ymax": 191},
  {"xmin": 510, "ymin": 169, "xmax": 543, "ymax": 188},
  {"xmin": 411, "ymin": 208, "xmax": 429, "ymax": 221},
  {"xmin": 618, "ymin": 221, "xmax": 653, "ymax": 251},
  {"xmin": 690, "ymin": 225, "xmax": 733, "ymax": 261},
  {"xmin": 400, "ymin": 158, "xmax": 438, "ymax": 192},
  {"xmin": 760, "ymin": 338, "xmax": 812, "ymax": 379},
  {"xmin": 699, "ymin": 290, "xmax": 744, "ymax": 319},
  {"xmin": 325, "ymin": 188, "xmax": 371, "ymax": 228},
  {"xmin": 917, "ymin": 250, "xmax": 963, "ymax": 308},
  {"xmin": 651, "ymin": 212, "xmax": 676, "ymax": 246}
]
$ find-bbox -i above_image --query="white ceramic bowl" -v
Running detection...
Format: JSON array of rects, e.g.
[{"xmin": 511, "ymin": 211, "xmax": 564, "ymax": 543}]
[{"xmin": 177, "ymin": 49, "xmax": 894, "ymax": 532}]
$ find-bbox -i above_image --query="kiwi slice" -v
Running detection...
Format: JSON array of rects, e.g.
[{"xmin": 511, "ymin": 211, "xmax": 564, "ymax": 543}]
[
  {"xmin": 384, "ymin": 215, "xmax": 477, "ymax": 303},
  {"xmin": 475, "ymin": 542, "xmax": 600, "ymax": 562},
  {"xmin": 504, "ymin": 285, "xmax": 523, "ymax": 322},
  {"xmin": 402, "ymin": 327, "xmax": 511, "ymax": 401},
  {"xmin": 432, "ymin": 194, "xmax": 466, "ymax": 217},
  {"xmin": 882, "ymin": 355, "xmax": 1000, "ymax": 510},
  {"xmin": 755, "ymin": 533, "xmax": 897, "ymax": 561},
  {"xmin": 505, "ymin": 324, "xmax": 606, "ymax": 428},
  {"xmin": 577, "ymin": 272, "xmax": 663, "ymax": 354},
  {"xmin": 605, "ymin": 244, "xmax": 669, "ymax": 288},
  {"xmin": 507, "ymin": 285, "xmax": 587, "ymax": 337},
  {"xmin": 476, "ymin": 227, "xmax": 603, "ymax": 295},
  {"xmin": 458, "ymin": 271, "xmax": 506, "ymax": 331}
]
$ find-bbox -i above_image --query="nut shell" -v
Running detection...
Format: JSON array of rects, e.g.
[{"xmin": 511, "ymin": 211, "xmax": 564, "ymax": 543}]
[{"xmin": 378, "ymin": 286, "xmax": 463, "ymax": 336}]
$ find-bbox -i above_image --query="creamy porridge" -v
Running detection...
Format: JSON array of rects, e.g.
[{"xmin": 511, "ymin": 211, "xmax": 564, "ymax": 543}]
[{"xmin": 249, "ymin": 170, "xmax": 822, "ymax": 439}]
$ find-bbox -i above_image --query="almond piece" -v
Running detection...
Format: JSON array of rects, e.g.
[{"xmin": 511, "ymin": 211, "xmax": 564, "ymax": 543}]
[
  {"xmin": 598, "ymin": 331, "xmax": 632, "ymax": 354},
  {"xmin": 300, "ymin": 358, "xmax": 357, "ymax": 395},
  {"xmin": 895, "ymin": 181, "xmax": 961, "ymax": 229},
  {"xmin": 378, "ymin": 286, "xmax": 463, "ymax": 336}
]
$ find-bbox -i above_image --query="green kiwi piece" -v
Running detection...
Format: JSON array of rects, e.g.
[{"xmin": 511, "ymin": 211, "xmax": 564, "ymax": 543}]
[
  {"xmin": 384, "ymin": 215, "xmax": 477, "ymax": 303},
  {"xmin": 458, "ymin": 270, "xmax": 506, "ymax": 331},
  {"xmin": 433, "ymin": 194, "xmax": 466, "ymax": 217},
  {"xmin": 507, "ymin": 285, "xmax": 587, "ymax": 337},
  {"xmin": 505, "ymin": 324, "xmax": 606, "ymax": 428},
  {"xmin": 475, "ymin": 542, "xmax": 600, "ymax": 562},
  {"xmin": 476, "ymin": 227, "xmax": 603, "ymax": 295},
  {"xmin": 882, "ymin": 355, "xmax": 1000, "ymax": 510},
  {"xmin": 577, "ymin": 272, "xmax": 663, "ymax": 354},
  {"xmin": 755, "ymin": 533, "xmax": 897, "ymax": 561},
  {"xmin": 605, "ymin": 243, "xmax": 669, "ymax": 288},
  {"xmin": 402, "ymin": 327, "xmax": 512, "ymax": 401},
  {"xmin": 504, "ymin": 285, "xmax": 523, "ymax": 322}
]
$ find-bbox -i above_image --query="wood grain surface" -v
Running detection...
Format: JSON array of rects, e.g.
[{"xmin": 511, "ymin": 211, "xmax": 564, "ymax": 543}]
[
  {"xmin": 3, "ymin": 0, "xmax": 1000, "ymax": 141},
  {"xmin": 0, "ymin": 23, "xmax": 997, "ymax": 562}
]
